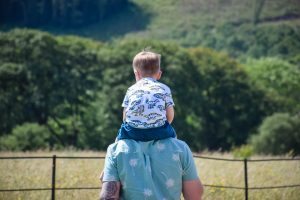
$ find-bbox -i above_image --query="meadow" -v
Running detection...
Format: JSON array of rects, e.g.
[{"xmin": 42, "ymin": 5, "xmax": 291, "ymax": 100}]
[{"xmin": 0, "ymin": 151, "xmax": 299, "ymax": 200}]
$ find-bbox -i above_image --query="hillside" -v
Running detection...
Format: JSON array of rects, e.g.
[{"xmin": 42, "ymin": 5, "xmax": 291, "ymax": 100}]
[{"xmin": 1, "ymin": 0, "xmax": 300, "ymax": 59}]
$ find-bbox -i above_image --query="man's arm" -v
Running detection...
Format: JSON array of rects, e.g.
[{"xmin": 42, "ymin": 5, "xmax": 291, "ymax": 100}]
[
  {"xmin": 183, "ymin": 179, "xmax": 204, "ymax": 200},
  {"xmin": 100, "ymin": 181, "xmax": 121, "ymax": 200},
  {"xmin": 166, "ymin": 106, "xmax": 174, "ymax": 123}
]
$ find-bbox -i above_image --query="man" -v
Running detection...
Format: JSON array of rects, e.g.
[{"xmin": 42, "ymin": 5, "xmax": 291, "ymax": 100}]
[{"xmin": 100, "ymin": 138, "xmax": 204, "ymax": 200}]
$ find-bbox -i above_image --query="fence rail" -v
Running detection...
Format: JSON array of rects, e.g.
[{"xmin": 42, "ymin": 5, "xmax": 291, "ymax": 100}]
[{"xmin": 0, "ymin": 155, "xmax": 300, "ymax": 200}]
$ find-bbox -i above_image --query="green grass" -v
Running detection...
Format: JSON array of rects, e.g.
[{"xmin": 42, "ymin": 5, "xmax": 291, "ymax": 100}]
[
  {"xmin": 2, "ymin": 0, "xmax": 300, "ymax": 59},
  {"xmin": 1, "ymin": 151, "xmax": 299, "ymax": 200},
  {"xmin": 123, "ymin": 0, "xmax": 300, "ymax": 48},
  {"xmin": 29, "ymin": 0, "xmax": 300, "ymax": 43}
]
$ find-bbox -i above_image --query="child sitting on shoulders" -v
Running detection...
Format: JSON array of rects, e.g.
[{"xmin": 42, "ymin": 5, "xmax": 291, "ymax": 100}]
[
  {"xmin": 100, "ymin": 50, "xmax": 176, "ymax": 182},
  {"xmin": 117, "ymin": 50, "xmax": 176, "ymax": 141}
]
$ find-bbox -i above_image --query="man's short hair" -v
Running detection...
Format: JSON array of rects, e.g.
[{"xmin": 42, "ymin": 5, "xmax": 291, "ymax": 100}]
[{"xmin": 132, "ymin": 51, "xmax": 161, "ymax": 76}]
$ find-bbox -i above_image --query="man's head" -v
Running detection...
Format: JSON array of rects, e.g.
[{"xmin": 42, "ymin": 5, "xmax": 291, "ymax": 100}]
[{"xmin": 132, "ymin": 51, "xmax": 161, "ymax": 80}]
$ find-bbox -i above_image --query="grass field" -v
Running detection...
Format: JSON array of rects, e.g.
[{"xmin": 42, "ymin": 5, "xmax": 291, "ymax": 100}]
[
  {"xmin": 1, "ymin": 151, "xmax": 299, "ymax": 200},
  {"xmin": 41, "ymin": 0, "xmax": 300, "ymax": 45}
]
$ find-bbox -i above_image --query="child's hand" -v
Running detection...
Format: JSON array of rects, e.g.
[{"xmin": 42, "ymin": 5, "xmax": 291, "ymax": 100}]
[
  {"xmin": 166, "ymin": 106, "xmax": 174, "ymax": 124},
  {"xmin": 99, "ymin": 170, "xmax": 104, "ymax": 182}
]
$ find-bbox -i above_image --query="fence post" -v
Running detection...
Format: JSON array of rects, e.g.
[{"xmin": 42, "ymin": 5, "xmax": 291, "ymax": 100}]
[
  {"xmin": 244, "ymin": 158, "xmax": 248, "ymax": 200},
  {"xmin": 51, "ymin": 155, "xmax": 56, "ymax": 200}
]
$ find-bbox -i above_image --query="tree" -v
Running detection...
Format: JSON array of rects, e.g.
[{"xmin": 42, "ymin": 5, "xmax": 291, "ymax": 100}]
[
  {"xmin": 0, "ymin": 123, "xmax": 50, "ymax": 151},
  {"xmin": 0, "ymin": 29, "xmax": 103, "ymax": 148},
  {"xmin": 250, "ymin": 113, "xmax": 300, "ymax": 155},
  {"xmin": 79, "ymin": 39, "xmax": 204, "ymax": 149},
  {"xmin": 0, "ymin": 0, "xmax": 129, "ymax": 27},
  {"xmin": 245, "ymin": 57, "xmax": 300, "ymax": 112},
  {"xmin": 0, "ymin": 29, "xmax": 280, "ymax": 151},
  {"xmin": 188, "ymin": 48, "xmax": 276, "ymax": 150},
  {"xmin": 0, "ymin": 62, "xmax": 27, "ymax": 134},
  {"xmin": 253, "ymin": 0, "xmax": 266, "ymax": 24},
  {"xmin": 84, "ymin": 40, "xmax": 276, "ymax": 150}
]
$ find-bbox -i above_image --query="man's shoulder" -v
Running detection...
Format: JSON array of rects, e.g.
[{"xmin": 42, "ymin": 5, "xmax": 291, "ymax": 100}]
[{"xmin": 107, "ymin": 138, "xmax": 189, "ymax": 155}]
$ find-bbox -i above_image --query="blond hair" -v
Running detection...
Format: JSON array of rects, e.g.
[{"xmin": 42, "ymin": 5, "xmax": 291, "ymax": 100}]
[{"xmin": 132, "ymin": 51, "xmax": 161, "ymax": 76}]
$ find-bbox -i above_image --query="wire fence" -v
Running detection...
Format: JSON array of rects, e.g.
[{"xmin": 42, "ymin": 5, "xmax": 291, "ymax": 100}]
[{"xmin": 1, "ymin": 155, "xmax": 300, "ymax": 200}]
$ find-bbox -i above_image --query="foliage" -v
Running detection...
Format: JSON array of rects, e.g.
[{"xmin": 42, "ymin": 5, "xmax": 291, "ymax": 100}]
[
  {"xmin": 0, "ymin": 29, "xmax": 290, "ymax": 151},
  {"xmin": 0, "ymin": 123, "xmax": 50, "ymax": 151},
  {"xmin": 84, "ymin": 40, "xmax": 275, "ymax": 150},
  {"xmin": 245, "ymin": 57, "xmax": 300, "ymax": 112},
  {"xmin": 250, "ymin": 113, "xmax": 300, "ymax": 155},
  {"xmin": 125, "ymin": 0, "xmax": 300, "ymax": 59},
  {"xmin": 0, "ymin": 0, "xmax": 129, "ymax": 27},
  {"xmin": 232, "ymin": 145, "xmax": 254, "ymax": 159},
  {"xmin": 185, "ymin": 48, "xmax": 276, "ymax": 150},
  {"xmin": 80, "ymin": 39, "xmax": 195, "ymax": 149},
  {"xmin": 2, "ymin": 0, "xmax": 299, "ymax": 60},
  {"xmin": 0, "ymin": 62, "xmax": 27, "ymax": 134},
  {"xmin": 253, "ymin": 0, "xmax": 266, "ymax": 24},
  {"xmin": 187, "ymin": 23, "xmax": 300, "ymax": 59},
  {"xmin": 0, "ymin": 29, "xmax": 103, "ymax": 148}
]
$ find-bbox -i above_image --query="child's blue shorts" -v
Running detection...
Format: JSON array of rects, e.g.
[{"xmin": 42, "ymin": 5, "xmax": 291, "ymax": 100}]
[{"xmin": 117, "ymin": 121, "xmax": 176, "ymax": 141}]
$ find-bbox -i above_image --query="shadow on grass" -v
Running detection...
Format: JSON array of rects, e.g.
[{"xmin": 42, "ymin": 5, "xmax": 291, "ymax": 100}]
[{"xmin": 81, "ymin": 2, "xmax": 152, "ymax": 41}]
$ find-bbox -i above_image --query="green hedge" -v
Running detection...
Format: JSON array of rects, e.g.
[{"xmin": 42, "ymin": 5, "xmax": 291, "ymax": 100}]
[{"xmin": 0, "ymin": 29, "xmax": 288, "ymax": 151}]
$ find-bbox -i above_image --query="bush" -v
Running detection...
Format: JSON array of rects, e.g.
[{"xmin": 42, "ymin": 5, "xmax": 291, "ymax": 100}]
[
  {"xmin": 0, "ymin": 29, "xmax": 279, "ymax": 151},
  {"xmin": 250, "ymin": 113, "xmax": 300, "ymax": 155},
  {"xmin": 188, "ymin": 48, "xmax": 275, "ymax": 150},
  {"xmin": 0, "ymin": 123, "xmax": 50, "ymax": 151},
  {"xmin": 232, "ymin": 145, "xmax": 254, "ymax": 159},
  {"xmin": 245, "ymin": 57, "xmax": 300, "ymax": 112},
  {"xmin": 0, "ymin": 29, "xmax": 103, "ymax": 148}
]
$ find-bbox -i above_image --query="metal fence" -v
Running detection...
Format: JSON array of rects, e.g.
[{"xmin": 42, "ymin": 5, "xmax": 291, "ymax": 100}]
[{"xmin": 1, "ymin": 155, "xmax": 300, "ymax": 200}]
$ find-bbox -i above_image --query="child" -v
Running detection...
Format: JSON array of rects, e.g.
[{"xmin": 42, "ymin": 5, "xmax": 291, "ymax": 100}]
[
  {"xmin": 116, "ymin": 50, "xmax": 176, "ymax": 141},
  {"xmin": 100, "ymin": 50, "xmax": 176, "ymax": 182}
]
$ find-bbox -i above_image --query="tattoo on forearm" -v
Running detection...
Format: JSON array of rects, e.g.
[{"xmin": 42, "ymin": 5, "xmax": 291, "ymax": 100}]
[{"xmin": 100, "ymin": 181, "xmax": 119, "ymax": 200}]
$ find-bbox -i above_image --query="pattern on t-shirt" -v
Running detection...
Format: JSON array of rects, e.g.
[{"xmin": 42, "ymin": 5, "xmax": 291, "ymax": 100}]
[{"xmin": 122, "ymin": 77, "xmax": 174, "ymax": 128}]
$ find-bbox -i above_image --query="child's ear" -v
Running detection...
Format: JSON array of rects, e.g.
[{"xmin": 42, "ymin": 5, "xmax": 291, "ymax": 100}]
[
  {"xmin": 134, "ymin": 70, "xmax": 142, "ymax": 81},
  {"xmin": 157, "ymin": 70, "xmax": 162, "ymax": 80}
]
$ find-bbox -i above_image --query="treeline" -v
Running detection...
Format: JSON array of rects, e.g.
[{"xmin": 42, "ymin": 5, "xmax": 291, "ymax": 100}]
[
  {"xmin": 180, "ymin": 23, "xmax": 300, "ymax": 61},
  {"xmin": 0, "ymin": 29, "xmax": 299, "ymax": 155},
  {"xmin": 0, "ymin": 0, "xmax": 128, "ymax": 27}
]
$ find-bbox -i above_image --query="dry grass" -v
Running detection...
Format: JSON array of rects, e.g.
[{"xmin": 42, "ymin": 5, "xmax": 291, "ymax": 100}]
[{"xmin": 0, "ymin": 151, "xmax": 299, "ymax": 200}]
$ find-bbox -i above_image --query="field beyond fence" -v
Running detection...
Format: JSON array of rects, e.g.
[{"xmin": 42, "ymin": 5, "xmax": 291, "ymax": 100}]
[{"xmin": 0, "ymin": 152, "xmax": 300, "ymax": 200}]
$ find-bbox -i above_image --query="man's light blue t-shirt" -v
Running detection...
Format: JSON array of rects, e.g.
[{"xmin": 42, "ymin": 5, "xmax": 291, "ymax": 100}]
[{"xmin": 102, "ymin": 138, "xmax": 199, "ymax": 200}]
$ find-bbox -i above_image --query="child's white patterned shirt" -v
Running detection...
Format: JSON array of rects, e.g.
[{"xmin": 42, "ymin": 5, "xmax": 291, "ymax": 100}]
[{"xmin": 122, "ymin": 77, "xmax": 175, "ymax": 129}]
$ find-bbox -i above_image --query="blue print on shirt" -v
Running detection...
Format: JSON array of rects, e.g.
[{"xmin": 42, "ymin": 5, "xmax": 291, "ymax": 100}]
[
  {"xmin": 132, "ymin": 90, "xmax": 150, "ymax": 97},
  {"xmin": 144, "ymin": 119, "xmax": 165, "ymax": 128},
  {"xmin": 146, "ymin": 99, "xmax": 160, "ymax": 109},
  {"xmin": 130, "ymin": 120, "xmax": 144, "ymax": 127},
  {"xmin": 157, "ymin": 105, "xmax": 165, "ymax": 112},
  {"xmin": 122, "ymin": 78, "xmax": 174, "ymax": 128},
  {"xmin": 153, "ymin": 93, "xmax": 165, "ymax": 100},
  {"xmin": 132, "ymin": 105, "xmax": 144, "ymax": 116},
  {"xmin": 129, "ymin": 99, "xmax": 142, "ymax": 110},
  {"xmin": 144, "ymin": 113, "xmax": 162, "ymax": 121},
  {"xmin": 149, "ymin": 85, "xmax": 166, "ymax": 91}
]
